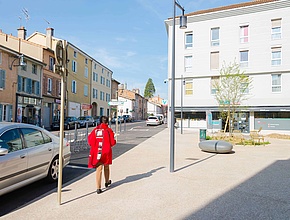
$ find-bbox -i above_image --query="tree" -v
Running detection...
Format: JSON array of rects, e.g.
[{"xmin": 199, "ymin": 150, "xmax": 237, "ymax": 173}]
[
  {"xmin": 213, "ymin": 61, "xmax": 253, "ymax": 133},
  {"xmin": 144, "ymin": 78, "xmax": 156, "ymax": 98}
]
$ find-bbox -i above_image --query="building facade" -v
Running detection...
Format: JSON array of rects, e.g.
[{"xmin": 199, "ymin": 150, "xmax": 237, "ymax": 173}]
[{"xmin": 165, "ymin": 0, "xmax": 290, "ymax": 132}]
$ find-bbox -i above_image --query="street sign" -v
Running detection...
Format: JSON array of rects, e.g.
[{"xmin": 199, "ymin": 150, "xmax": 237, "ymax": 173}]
[{"xmin": 108, "ymin": 101, "xmax": 124, "ymax": 106}]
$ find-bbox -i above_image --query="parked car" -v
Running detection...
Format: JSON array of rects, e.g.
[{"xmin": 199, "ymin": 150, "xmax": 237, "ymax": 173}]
[
  {"xmin": 111, "ymin": 117, "xmax": 121, "ymax": 124},
  {"xmin": 146, "ymin": 116, "xmax": 160, "ymax": 126},
  {"xmin": 51, "ymin": 116, "xmax": 80, "ymax": 130},
  {"xmin": 93, "ymin": 116, "xmax": 101, "ymax": 125},
  {"xmin": 156, "ymin": 114, "xmax": 164, "ymax": 124},
  {"xmin": 122, "ymin": 114, "xmax": 133, "ymax": 122},
  {"xmin": 0, "ymin": 122, "xmax": 71, "ymax": 196},
  {"xmin": 78, "ymin": 116, "xmax": 95, "ymax": 127}
]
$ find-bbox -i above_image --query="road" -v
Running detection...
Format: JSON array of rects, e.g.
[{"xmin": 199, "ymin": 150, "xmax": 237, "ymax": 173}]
[{"xmin": 0, "ymin": 121, "xmax": 166, "ymax": 217}]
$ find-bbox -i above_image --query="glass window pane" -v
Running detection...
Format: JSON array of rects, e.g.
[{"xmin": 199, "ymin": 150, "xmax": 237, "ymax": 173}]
[{"xmin": 0, "ymin": 129, "xmax": 22, "ymax": 152}]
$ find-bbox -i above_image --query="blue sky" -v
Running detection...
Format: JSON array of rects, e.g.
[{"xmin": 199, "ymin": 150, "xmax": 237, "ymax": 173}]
[{"xmin": 0, "ymin": 0, "xmax": 245, "ymax": 100}]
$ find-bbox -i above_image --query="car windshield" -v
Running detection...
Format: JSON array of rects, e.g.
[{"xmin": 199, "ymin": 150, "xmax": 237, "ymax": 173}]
[{"xmin": 148, "ymin": 117, "xmax": 157, "ymax": 119}]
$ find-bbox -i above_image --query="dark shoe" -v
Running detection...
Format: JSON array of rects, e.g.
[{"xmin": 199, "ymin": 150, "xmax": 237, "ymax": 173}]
[
  {"xmin": 96, "ymin": 189, "xmax": 102, "ymax": 194},
  {"xmin": 105, "ymin": 180, "xmax": 112, "ymax": 188}
]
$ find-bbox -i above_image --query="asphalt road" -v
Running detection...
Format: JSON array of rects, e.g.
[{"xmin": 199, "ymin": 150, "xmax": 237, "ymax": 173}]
[{"xmin": 0, "ymin": 121, "xmax": 166, "ymax": 217}]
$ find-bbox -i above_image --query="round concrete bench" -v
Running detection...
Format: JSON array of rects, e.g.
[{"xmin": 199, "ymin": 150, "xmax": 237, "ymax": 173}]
[{"xmin": 199, "ymin": 140, "xmax": 233, "ymax": 153}]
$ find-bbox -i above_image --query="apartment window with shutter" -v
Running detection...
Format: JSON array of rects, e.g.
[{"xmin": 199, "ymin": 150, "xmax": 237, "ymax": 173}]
[
  {"xmin": 185, "ymin": 32, "xmax": 193, "ymax": 49},
  {"xmin": 84, "ymin": 85, "xmax": 88, "ymax": 96},
  {"xmin": 240, "ymin": 25, "xmax": 249, "ymax": 43},
  {"xmin": 185, "ymin": 81, "xmax": 193, "ymax": 95},
  {"xmin": 184, "ymin": 56, "xmax": 192, "ymax": 72},
  {"xmin": 84, "ymin": 67, "xmax": 88, "ymax": 78},
  {"xmin": 72, "ymin": 60, "xmax": 77, "ymax": 72},
  {"xmin": 211, "ymin": 27, "xmax": 220, "ymax": 46},
  {"xmin": 271, "ymin": 47, "xmax": 281, "ymax": 66},
  {"xmin": 271, "ymin": 19, "xmax": 281, "ymax": 40},
  {"xmin": 240, "ymin": 50, "xmax": 249, "ymax": 68},
  {"xmin": 32, "ymin": 64, "xmax": 37, "ymax": 74},
  {"xmin": 74, "ymin": 51, "xmax": 77, "ymax": 58},
  {"xmin": 210, "ymin": 76, "xmax": 219, "ymax": 94},
  {"xmin": 47, "ymin": 78, "xmax": 52, "ymax": 93},
  {"xmin": 210, "ymin": 52, "xmax": 219, "ymax": 70},
  {"xmin": 272, "ymin": 74, "xmax": 281, "ymax": 92},
  {"xmin": 72, "ymin": 80, "xmax": 77, "ymax": 93},
  {"xmin": 49, "ymin": 56, "xmax": 55, "ymax": 71},
  {"xmin": 0, "ymin": 69, "xmax": 5, "ymax": 89}
]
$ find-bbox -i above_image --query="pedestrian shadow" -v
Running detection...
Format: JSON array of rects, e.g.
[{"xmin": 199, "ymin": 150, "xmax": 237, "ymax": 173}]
[
  {"xmin": 61, "ymin": 166, "xmax": 165, "ymax": 205},
  {"xmin": 111, "ymin": 166, "xmax": 165, "ymax": 188}
]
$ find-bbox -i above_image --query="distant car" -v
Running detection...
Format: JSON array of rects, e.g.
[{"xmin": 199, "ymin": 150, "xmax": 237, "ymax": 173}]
[
  {"xmin": 51, "ymin": 116, "xmax": 80, "ymax": 130},
  {"xmin": 93, "ymin": 116, "xmax": 101, "ymax": 125},
  {"xmin": 78, "ymin": 116, "xmax": 95, "ymax": 127},
  {"xmin": 146, "ymin": 116, "xmax": 160, "ymax": 126},
  {"xmin": 111, "ymin": 117, "xmax": 121, "ymax": 124},
  {"xmin": 122, "ymin": 114, "xmax": 133, "ymax": 122},
  {"xmin": 118, "ymin": 116, "xmax": 124, "ymax": 123},
  {"xmin": 156, "ymin": 115, "xmax": 164, "ymax": 124},
  {"xmin": 0, "ymin": 122, "xmax": 71, "ymax": 196}
]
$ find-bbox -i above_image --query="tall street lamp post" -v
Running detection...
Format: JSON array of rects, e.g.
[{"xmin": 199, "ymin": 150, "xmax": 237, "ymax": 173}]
[{"xmin": 170, "ymin": 0, "xmax": 187, "ymax": 172}]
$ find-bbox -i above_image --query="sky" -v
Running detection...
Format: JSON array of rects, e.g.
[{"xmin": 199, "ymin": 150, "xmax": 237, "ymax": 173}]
[{"xmin": 0, "ymin": 0, "xmax": 245, "ymax": 101}]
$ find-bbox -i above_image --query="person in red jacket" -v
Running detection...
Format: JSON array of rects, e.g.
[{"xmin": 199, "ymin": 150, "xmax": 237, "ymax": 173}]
[{"xmin": 88, "ymin": 116, "xmax": 116, "ymax": 194}]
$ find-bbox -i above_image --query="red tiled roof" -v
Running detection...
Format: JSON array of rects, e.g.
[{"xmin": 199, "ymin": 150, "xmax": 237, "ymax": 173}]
[{"xmin": 184, "ymin": 0, "xmax": 279, "ymax": 17}]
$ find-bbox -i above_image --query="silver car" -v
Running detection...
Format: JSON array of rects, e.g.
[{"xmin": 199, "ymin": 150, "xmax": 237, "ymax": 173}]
[{"xmin": 0, "ymin": 122, "xmax": 71, "ymax": 196}]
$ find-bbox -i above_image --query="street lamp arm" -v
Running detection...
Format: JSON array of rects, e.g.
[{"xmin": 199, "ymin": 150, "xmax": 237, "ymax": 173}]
[
  {"xmin": 175, "ymin": 1, "xmax": 185, "ymax": 14},
  {"xmin": 9, "ymin": 54, "xmax": 26, "ymax": 70}
]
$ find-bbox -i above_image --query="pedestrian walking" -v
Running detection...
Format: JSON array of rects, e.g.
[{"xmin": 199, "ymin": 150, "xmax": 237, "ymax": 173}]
[{"xmin": 88, "ymin": 116, "xmax": 116, "ymax": 194}]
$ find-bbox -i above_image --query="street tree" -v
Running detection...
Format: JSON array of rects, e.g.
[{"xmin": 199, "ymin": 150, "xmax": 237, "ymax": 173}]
[
  {"xmin": 144, "ymin": 78, "xmax": 156, "ymax": 98},
  {"xmin": 213, "ymin": 61, "xmax": 253, "ymax": 133}
]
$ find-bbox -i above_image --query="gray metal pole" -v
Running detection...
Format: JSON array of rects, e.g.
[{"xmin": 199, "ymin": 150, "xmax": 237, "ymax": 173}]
[
  {"xmin": 170, "ymin": 0, "xmax": 176, "ymax": 173},
  {"xmin": 181, "ymin": 75, "xmax": 183, "ymax": 134}
]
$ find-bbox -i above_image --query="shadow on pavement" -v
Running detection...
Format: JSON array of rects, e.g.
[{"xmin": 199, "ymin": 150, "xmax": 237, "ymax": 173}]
[{"xmin": 183, "ymin": 159, "xmax": 290, "ymax": 219}]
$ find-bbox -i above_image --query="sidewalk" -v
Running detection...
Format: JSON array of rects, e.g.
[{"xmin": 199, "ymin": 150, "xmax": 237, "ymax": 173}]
[{"xmin": 3, "ymin": 128, "xmax": 290, "ymax": 220}]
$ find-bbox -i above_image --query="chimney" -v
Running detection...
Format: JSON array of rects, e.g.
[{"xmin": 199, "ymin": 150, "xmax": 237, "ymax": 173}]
[
  {"xmin": 46, "ymin": 27, "xmax": 54, "ymax": 49},
  {"xmin": 17, "ymin": 26, "xmax": 27, "ymax": 40}
]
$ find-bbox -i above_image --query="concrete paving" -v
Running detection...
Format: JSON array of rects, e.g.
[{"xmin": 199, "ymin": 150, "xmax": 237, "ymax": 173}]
[{"xmin": 3, "ymin": 128, "xmax": 290, "ymax": 220}]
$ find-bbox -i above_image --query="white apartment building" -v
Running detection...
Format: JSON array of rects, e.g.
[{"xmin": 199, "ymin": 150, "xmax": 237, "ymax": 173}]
[{"xmin": 165, "ymin": 0, "xmax": 290, "ymax": 132}]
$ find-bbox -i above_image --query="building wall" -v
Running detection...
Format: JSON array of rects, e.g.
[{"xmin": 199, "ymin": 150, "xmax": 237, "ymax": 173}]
[{"xmin": 166, "ymin": 0, "xmax": 290, "ymax": 131}]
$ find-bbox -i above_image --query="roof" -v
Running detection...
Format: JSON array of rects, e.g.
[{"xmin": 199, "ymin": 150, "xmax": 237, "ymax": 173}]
[{"xmin": 185, "ymin": 0, "xmax": 279, "ymax": 17}]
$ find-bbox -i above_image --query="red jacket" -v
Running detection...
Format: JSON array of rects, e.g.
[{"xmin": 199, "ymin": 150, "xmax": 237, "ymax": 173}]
[{"xmin": 88, "ymin": 123, "xmax": 116, "ymax": 168}]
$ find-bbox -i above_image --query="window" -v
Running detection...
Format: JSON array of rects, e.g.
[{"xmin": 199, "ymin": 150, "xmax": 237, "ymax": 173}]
[
  {"xmin": 210, "ymin": 76, "xmax": 219, "ymax": 94},
  {"xmin": 0, "ymin": 69, "xmax": 5, "ymax": 89},
  {"xmin": 21, "ymin": 128, "xmax": 44, "ymax": 148},
  {"xmin": 271, "ymin": 47, "xmax": 281, "ymax": 66},
  {"xmin": 100, "ymin": 76, "xmax": 105, "ymax": 85},
  {"xmin": 93, "ymin": 88, "xmax": 98, "ymax": 99},
  {"xmin": 84, "ymin": 67, "xmax": 88, "ymax": 78},
  {"xmin": 240, "ymin": 50, "xmax": 249, "ymax": 68},
  {"xmin": 106, "ymin": 79, "xmax": 110, "ymax": 88},
  {"xmin": 84, "ymin": 85, "xmax": 88, "ymax": 96},
  {"xmin": 102, "ymin": 68, "xmax": 104, "ymax": 73},
  {"xmin": 0, "ymin": 52, "xmax": 2, "ymax": 64},
  {"xmin": 49, "ymin": 57, "xmax": 55, "ymax": 71},
  {"xmin": 21, "ymin": 63, "xmax": 27, "ymax": 71},
  {"xmin": 210, "ymin": 52, "xmax": 219, "ymax": 70},
  {"xmin": 32, "ymin": 64, "xmax": 37, "ymax": 74},
  {"xmin": 72, "ymin": 80, "xmax": 77, "ymax": 93},
  {"xmin": 85, "ymin": 58, "xmax": 88, "ymax": 64},
  {"xmin": 0, "ymin": 104, "xmax": 12, "ymax": 122},
  {"xmin": 100, "ymin": 91, "xmax": 105, "ymax": 100},
  {"xmin": 185, "ymin": 32, "xmax": 193, "ymax": 49},
  {"xmin": 271, "ymin": 19, "xmax": 281, "ymax": 40},
  {"xmin": 74, "ymin": 51, "xmax": 77, "ymax": 58},
  {"xmin": 32, "ymin": 80, "xmax": 40, "ymax": 95},
  {"xmin": 240, "ymin": 25, "xmax": 249, "ymax": 43},
  {"xmin": 0, "ymin": 129, "xmax": 22, "ymax": 152},
  {"xmin": 72, "ymin": 60, "xmax": 77, "ymax": 72},
  {"xmin": 58, "ymin": 81, "xmax": 61, "ymax": 96},
  {"xmin": 184, "ymin": 56, "xmax": 192, "ymax": 72},
  {"xmin": 94, "ymin": 63, "xmax": 97, "ymax": 69},
  {"xmin": 93, "ymin": 72, "xmax": 98, "ymax": 82},
  {"xmin": 185, "ymin": 81, "xmax": 193, "ymax": 95},
  {"xmin": 272, "ymin": 74, "xmax": 281, "ymax": 92},
  {"xmin": 106, "ymin": 93, "xmax": 110, "ymax": 102},
  {"xmin": 47, "ymin": 78, "xmax": 52, "ymax": 93},
  {"xmin": 211, "ymin": 27, "xmax": 220, "ymax": 46}
]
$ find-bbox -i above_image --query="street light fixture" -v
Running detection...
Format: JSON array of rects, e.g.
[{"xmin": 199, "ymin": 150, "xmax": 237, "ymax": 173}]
[
  {"xmin": 170, "ymin": 0, "xmax": 187, "ymax": 172},
  {"xmin": 9, "ymin": 54, "xmax": 26, "ymax": 70}
]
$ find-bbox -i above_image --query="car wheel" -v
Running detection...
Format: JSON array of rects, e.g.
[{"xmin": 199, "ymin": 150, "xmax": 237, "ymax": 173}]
[{"xmin": 47, "ymin": 157, "xmax": 59, "ymax": 182}]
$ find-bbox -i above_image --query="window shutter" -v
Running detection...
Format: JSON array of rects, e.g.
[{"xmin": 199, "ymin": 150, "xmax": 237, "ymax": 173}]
[
  {"xmin": 0, "ymin": 69, "xmax": 5, "ymax": 89},
  {"xmin": 210, "ymin": 52, "xmax": 219, "ymax": 69},
  {"xmin": 36, "ymin": 81, "xmax": 40, "ymax": 95},
  {"xmin": 26, "ymin": 78, "xmax": 32, "ymax": 94},
  {"xmin": 8, "ymin": 105, "xmax": 12, "ymax": 122},
  {"xmin": 18, "ymin": 75, "xmax": 22, "ymax": 92}
]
